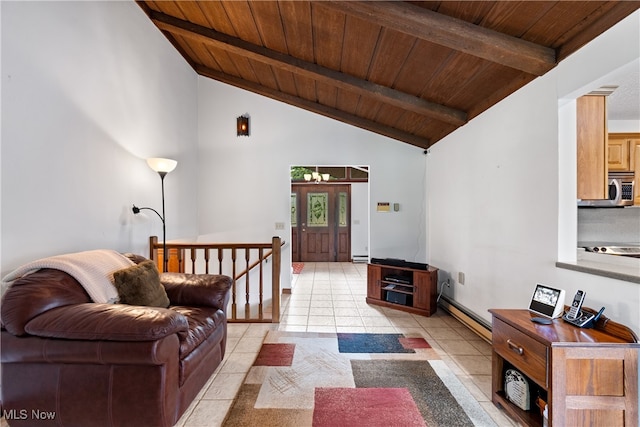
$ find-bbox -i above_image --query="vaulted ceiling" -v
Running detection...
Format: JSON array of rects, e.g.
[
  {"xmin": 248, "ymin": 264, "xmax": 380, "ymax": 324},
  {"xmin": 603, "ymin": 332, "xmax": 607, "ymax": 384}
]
[{"xmin": 137, "ymin": 1, "xmax": 640, "ymax": 149}]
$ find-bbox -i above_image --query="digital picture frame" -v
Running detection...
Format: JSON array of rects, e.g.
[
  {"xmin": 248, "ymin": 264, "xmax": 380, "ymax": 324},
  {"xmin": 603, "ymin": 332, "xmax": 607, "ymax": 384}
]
[{"xmin": 528, "ymin": 283, "xmax": 566, "ymax": 319}]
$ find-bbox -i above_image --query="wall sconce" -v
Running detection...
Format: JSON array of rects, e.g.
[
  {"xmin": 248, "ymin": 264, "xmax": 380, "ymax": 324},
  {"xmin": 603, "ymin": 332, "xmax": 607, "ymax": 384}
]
[
  {"xmin": 132, "ymin": 157, "xmax": 177, "ymax": 272},
  {"xmin": 304, "ymin": 172, "xmax": 330, "ymax": 183},
  {"xmin": 237, "ymin": 115, "xmax": 250, "ymax": 136}
]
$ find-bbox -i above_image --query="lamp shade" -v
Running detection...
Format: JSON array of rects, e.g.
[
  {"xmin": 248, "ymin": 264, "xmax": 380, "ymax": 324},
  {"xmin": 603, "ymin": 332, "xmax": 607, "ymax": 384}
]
[{"xmin": 146, "ymin": 158, "xmax": 177, "ymax": 174}]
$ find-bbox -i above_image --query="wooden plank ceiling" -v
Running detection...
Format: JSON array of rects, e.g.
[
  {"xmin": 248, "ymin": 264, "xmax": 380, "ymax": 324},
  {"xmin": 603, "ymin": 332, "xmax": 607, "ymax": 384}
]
[{"xmin": 137, "ymin": 1, "xmax": 640, "ymax": 149}]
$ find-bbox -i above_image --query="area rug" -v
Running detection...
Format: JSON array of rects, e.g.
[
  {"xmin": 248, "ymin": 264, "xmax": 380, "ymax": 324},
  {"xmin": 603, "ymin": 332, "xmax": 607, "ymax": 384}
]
[
  {"xmin": 292, "ymin": 263, "xmax": 304, "ymax": 274},
  {"xmin": 223, "ymin": 331, "xmax": 497, "ymax": 427}
]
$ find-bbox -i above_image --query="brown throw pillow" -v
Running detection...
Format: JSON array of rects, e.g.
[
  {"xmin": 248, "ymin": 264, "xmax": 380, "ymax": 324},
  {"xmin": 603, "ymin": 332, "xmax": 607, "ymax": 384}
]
[{"xmin": 113, "ymin": 260, "xmax": 170, "ymax": 308}]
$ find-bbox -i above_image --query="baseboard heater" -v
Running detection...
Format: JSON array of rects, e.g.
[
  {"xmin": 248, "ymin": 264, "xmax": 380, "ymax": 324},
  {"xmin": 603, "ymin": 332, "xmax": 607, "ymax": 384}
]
[
  {"xmin": 438, "ymin": 295, "xmax": 492, "ymax": 343},
  {"xmin": 352, "ymin": 255, "xmax": 368, "ymax": 264}
]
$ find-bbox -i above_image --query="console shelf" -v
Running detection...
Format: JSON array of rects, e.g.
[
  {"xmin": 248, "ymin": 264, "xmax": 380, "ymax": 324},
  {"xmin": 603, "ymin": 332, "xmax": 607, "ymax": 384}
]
[
  {"xmin": 489, "ymin": 309, "xmax": 639, "ymax": 426},
  {"xmin": 366, "ymin": 263, "xmax": 438, "ymax": 316},
  {"xmin": 382, "ymin": 283, "xmax": 413, "ymax": 294}
]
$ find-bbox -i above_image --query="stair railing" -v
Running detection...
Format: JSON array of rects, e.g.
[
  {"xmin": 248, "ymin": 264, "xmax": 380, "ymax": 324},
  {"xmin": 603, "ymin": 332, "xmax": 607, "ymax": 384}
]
[{"xmin": 148, "ymin": 235, "xmax": 283, "ymax": 323}]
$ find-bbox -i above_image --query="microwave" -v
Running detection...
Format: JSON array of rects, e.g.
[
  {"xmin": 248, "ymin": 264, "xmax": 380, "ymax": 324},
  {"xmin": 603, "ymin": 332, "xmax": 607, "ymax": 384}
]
[{"xmin": 578, "ymin": 171, "xmax": 635, "ymax": 207}]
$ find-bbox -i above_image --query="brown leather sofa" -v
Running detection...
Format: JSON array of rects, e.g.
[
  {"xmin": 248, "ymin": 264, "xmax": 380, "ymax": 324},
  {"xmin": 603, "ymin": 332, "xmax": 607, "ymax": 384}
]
[{"xmin": 1, "ymin": 255, "xmax": 232, "ymax": 427}]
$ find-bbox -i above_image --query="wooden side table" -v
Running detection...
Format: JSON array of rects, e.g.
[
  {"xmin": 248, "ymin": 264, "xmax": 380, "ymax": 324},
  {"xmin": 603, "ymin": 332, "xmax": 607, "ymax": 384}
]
[{"xmin": 489, "ymin": 308, "xmax": 638, "ymax": 427}]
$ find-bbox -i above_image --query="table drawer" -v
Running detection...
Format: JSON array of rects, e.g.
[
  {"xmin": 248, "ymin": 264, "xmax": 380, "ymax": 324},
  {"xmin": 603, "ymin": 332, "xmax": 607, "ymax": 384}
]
[{"xmin": 492, "ymin": 319, "xmax": 547, "ymax": 387}]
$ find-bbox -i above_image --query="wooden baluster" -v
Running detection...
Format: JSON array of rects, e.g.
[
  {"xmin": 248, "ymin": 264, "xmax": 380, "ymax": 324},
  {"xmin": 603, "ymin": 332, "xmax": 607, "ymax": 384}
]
[
  {"xmin": 149, "ymin": 236, "xmax": 158, "ymax": 262},
  {"xmin": 190, "ymin": 248, "xmax": 196, "ymax": 274},
  {"xmin": 218, "ymin": 248, "xmax": 223, "ymax": 275},
  {"xmin": 245, "ymin": 247, "xmax": 251, "ymax": 320},
  {"xmin": 231, "ymin": 248, "xmax": 237, "ymax": 321},
  {"xmin": 259, "ymin": 247, "xmax": 264, "ymax": 320},
  {"xmin": 204, "ymin": 248, "xmax": 210, "ymax": 274}
]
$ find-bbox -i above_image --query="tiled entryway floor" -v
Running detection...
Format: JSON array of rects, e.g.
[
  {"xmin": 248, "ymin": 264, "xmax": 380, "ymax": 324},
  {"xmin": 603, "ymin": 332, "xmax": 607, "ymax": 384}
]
[{"xmin": 173, "ymin": 262, "xmax": 518, "ymax": 427}]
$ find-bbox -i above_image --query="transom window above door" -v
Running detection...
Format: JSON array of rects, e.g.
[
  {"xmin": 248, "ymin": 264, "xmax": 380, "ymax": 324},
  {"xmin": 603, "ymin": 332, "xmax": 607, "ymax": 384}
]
[{"xmin": 291, "ymin": 166, "xmax": 369, "ymax": 183}]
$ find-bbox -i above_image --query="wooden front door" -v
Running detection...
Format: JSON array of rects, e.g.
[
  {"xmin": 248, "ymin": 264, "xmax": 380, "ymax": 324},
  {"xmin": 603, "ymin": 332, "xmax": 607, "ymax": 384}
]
[{"xmin": 291, "ymin": 184, "xmax": 350, "ymax": 262}]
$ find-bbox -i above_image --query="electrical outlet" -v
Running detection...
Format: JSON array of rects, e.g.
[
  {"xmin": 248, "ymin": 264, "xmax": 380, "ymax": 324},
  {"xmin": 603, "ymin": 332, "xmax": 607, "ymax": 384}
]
[
  {"xmin": 275, "ymin": 222, "xmax": 285, "ymax": 230},
  {"xmin": 458, "ymin": 272, "xmax": 465, "ymax": 285}
]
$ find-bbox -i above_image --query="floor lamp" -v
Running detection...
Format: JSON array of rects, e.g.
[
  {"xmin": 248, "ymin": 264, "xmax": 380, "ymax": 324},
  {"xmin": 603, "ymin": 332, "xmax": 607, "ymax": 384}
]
[{"xmin": 132, "ymin": 157, "xmax": 177, "ymax": 272}]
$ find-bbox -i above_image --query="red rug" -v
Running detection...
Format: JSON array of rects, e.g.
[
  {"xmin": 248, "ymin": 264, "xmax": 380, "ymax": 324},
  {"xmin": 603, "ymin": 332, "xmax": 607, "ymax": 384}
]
[
  {"xmin": 253, "ymin": 343, "xmax": 295, "ymax": 366},
  {"xmin": 292, "ymin": 262, "xmax": 304, "ymax": 274},
  {"xmin": 313, "ymin": 387, "xmax": 426, "ymax": 427},
  {"xmin": 399, "ymin": 337, "xmax": 432, "ymax": 349}
]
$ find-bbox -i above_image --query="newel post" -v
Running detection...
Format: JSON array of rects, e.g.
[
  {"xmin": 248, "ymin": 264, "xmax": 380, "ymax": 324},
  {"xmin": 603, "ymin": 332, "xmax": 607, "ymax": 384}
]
[
  {"xmin": 149, "ymin": 236, "xmax": 159, "ymax": 263},
  {"xmin": 271, "ymin": 236, "xmax": 281, "ymax": 323}
]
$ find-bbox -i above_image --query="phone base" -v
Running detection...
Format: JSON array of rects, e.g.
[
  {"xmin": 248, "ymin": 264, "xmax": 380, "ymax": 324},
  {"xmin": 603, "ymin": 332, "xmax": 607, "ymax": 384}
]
[{"xmin": 563, "ymin": 311, "xmax": 595, "ymax": 328}]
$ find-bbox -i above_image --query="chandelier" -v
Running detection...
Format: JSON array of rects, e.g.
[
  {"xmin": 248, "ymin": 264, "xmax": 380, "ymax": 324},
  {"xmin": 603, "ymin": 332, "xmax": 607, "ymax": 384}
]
[{"xmin": 304, "ymin": 171, "xmax": 330, "ymax": 183}]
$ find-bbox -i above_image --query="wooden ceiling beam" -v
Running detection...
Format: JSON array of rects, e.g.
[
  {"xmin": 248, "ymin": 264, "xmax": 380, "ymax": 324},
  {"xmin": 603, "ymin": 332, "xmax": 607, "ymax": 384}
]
[
  {"xmin": 556, "ymin": 2, "xmax": 640, "ymax": 62},
  {"xmin": 195, "ymin": 64, "xmax": 431, "ymax": 149},
  {"xmin": 320, "ymin": 1, "xmax": 557, "ymax": 76},
  {"xmin": 150, "ymin": 10, "xmax": 467, "ymax": 127}
]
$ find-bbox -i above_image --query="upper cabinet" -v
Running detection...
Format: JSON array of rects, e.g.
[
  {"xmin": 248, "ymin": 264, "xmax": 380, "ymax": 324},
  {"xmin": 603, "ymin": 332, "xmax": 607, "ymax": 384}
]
[
  {"xmin": 607, "ymin": 134, "xmax": 631, "ymax": 170},
  {"xmin": 634, "ymin": 139, "xmax": 640, "ymax": 205},
  {"xmin": 577, "ymin": 95, "xmax": 608, "ymax": 200},
  {"xmin": 608, "ymin": 133, "xmax": 640, "ymax": 205},
  {"xmin": 608, "ymin": 133, "xmax": 640, "ymax": 171}
]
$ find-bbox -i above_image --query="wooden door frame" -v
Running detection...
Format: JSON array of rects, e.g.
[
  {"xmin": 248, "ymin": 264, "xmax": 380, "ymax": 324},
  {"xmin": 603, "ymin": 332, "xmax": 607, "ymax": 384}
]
[{"xmin": 291, "ymin": 184, "xmax": 351, "ymax": 262}]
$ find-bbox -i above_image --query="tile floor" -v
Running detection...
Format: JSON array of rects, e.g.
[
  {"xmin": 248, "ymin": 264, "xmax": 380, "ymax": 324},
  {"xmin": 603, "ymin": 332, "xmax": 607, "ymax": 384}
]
[
  {"xmin": 0, "ymin": 262, "xmax": 518, "ymax": 427},
  {"xmin": 173, "ymin": 262, "xmax": 518, "ymax": 427}
]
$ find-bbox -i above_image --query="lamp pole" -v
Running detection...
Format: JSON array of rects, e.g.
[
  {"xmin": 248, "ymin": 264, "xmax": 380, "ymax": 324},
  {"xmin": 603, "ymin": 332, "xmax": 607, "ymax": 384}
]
[
  {"xmin": 131, "ymin": 205, "xmax": 166, "ymax": 270},
  {"xmin": 132, "ymin": 157, "xmax": 177, "ymax": 273},
  {"xmin": 159, "ymin": 171, "xmax": 168, "ymax": 272}
]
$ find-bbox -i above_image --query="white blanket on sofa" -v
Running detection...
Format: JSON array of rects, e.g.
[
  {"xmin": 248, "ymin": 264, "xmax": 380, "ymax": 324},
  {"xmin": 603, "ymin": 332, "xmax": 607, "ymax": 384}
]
[{"xmin": 1, "ymin": 249, "xmax": 134, "ymax": 303}]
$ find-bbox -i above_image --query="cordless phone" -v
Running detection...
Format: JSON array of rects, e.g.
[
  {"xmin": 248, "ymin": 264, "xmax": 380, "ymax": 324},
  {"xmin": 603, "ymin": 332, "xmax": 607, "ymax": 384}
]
[
  {"xmin": 564, "ymin": 306, "xmax": 605, "ymax": 328},
  {"xmin": 563, "ymin": 290, "xmax": 606, "ymax": 328},
  {"xmin": 566, "ymin": 290, "xmax": 585, "ymax": 320}
]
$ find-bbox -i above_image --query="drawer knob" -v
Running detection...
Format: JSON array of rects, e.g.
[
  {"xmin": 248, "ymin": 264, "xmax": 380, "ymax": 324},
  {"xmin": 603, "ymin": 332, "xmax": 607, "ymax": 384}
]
[{"xmin": 507, "ymin": 339, "xmax": 524, "ymax": 355}]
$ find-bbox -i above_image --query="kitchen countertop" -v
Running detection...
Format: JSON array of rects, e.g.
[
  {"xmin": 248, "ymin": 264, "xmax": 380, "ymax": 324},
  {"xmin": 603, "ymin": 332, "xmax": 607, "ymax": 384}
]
[
  {"xmin": 556, "ymin": 249, "xmax": 640, "ymax": 284},
  {"xmin": 578, "ymin": 241, "xmax": 640, "ymax": 247}
]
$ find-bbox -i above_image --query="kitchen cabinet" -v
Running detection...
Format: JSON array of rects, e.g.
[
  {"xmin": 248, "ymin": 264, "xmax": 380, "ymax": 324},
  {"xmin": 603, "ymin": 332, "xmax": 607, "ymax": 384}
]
[
  {"xmin": 633, "ymin": 137, "xmax": 640, "ymax": 205},
  {"xmin": 577, "ymin": 95, "xmax": 608, "ymax": 200},
  {"xmin": 489, "ymin": 308, "xmax": 638, "ymax": 427},
  {"xmin": 608, "ymin": 133, "xmax": 640, "ymax": 204},
  {"xmin": 607, "ymin": 134, "xmax": 631, "ymax": 170}
]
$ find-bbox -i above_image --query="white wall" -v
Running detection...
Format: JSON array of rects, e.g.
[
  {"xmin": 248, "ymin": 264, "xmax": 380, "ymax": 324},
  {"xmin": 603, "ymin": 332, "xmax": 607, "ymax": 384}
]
[
  {"xmin": 610, "ymin": 120, "xmax": 640, "ymax": 133},
  {"xmin": 429, "ymin": 11, "xmax": 640, "ymax": 334},
  {"xmin": 350, "ymin": 182, "xmax": 369, "ymax": 258},
  {"xmin": 1, "ymin": 1, "xmax": 198, "ymax": 274},
  {"xmin": 196, "ymin": 78, "xmax": 428, "ymax": 286}
]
